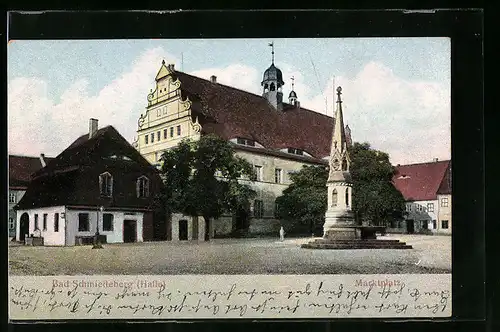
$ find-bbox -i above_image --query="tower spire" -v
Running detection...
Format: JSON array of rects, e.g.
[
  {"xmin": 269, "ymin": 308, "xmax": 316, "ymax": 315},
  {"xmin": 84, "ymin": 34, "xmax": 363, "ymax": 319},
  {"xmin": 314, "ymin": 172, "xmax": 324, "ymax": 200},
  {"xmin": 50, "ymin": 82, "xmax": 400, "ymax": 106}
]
[
  {"xmin": 327, "ymin": 86, "xmax": 350, "ymax": 183},
  {"xmin": 268, "ymin": 41, "xmax": 274, "ymax": 64}
]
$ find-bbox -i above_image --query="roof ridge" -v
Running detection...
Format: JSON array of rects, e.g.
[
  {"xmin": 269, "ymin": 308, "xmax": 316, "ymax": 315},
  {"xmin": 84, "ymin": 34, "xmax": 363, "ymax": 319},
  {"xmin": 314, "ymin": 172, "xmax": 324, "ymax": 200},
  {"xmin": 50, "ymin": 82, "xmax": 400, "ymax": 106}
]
[
  {"xmin": 9, "ymin": 154, "xmax": 54, "ymax": 159},
  {"xmin": 395, "ymin": 160, "xmax": 451, "ymax": 167},
  {"xmin": 176, "ymin": 71, "xmax": 333, "ymax": 119}
]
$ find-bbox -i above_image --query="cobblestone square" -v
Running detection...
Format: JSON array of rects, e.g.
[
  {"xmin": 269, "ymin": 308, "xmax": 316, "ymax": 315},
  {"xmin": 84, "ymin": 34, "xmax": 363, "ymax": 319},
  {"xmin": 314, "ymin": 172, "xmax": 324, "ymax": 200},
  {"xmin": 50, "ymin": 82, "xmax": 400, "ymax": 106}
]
[{"xmin": 9, "ymin": 234, "xmax": 451, "ymax": 276}]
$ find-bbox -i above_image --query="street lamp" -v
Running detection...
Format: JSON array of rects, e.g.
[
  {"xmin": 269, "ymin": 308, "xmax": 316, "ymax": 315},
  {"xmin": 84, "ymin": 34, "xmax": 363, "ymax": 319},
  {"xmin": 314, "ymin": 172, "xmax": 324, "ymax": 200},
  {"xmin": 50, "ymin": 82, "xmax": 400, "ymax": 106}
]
[{"xmin": 92, "ymin": 206, "xmax": 104, "ymax": 249}]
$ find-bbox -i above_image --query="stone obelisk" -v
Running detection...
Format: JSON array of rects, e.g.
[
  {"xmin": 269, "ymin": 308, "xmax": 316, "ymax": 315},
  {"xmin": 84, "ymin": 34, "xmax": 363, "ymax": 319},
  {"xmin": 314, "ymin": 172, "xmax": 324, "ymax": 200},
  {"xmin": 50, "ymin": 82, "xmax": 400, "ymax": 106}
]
[{"xmin": 323, "ymin": 86, "xmax": 356, "ymax": 240}]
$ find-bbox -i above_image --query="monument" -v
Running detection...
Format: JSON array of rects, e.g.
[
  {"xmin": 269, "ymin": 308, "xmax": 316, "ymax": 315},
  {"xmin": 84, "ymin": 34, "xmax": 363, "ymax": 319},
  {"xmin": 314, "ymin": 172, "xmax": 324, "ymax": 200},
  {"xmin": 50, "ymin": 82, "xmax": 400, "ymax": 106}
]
[{"xmin": 302, "ymin": 87, "xmax": 412, "ymax": 249}]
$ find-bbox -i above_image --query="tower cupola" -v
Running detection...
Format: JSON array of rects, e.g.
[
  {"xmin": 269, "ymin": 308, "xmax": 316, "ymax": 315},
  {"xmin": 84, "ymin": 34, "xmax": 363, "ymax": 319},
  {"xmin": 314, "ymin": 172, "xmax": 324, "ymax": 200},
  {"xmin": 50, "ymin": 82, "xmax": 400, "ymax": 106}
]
[{"xmin": 261, "ymin": 42, "xmax": 284, "ymax": 110}]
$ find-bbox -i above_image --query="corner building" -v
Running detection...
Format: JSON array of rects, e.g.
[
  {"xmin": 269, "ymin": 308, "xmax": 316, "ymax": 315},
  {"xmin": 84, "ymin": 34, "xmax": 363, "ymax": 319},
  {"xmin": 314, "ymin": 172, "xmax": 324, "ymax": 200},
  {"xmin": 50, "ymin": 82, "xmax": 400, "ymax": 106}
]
[{"xmin": 135, "ymin": 57, "xmax": 352, "ymax": 239}]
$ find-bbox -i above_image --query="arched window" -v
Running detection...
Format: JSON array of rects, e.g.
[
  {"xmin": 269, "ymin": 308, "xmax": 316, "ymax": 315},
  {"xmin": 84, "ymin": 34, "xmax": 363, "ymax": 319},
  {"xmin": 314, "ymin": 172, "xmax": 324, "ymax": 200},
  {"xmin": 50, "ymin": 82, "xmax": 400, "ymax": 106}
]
[
  {"xmin": 342, "ymin": 159, "xmax": 348, "ymax": 171},
  {"xmin": 264, "ymin": 83, "xmax": 269, "ymax": 93},
  {"xmin": 136, "ymin": 176, "xmax": 150, "ymax": 198},
  {"xmin": 99, "ymin": 172, "xmax": 113, "ymax": 196},
  {"xmin": 345, "ymin": 188, "xmax": 349, "ymax": 207},
  {"xmin": 331, "ymin": 189, "xmax": 338, "ymax": 207},
  {"xmin": 270, "ymin": 83, "xmax": 276, "ymax": 91}
]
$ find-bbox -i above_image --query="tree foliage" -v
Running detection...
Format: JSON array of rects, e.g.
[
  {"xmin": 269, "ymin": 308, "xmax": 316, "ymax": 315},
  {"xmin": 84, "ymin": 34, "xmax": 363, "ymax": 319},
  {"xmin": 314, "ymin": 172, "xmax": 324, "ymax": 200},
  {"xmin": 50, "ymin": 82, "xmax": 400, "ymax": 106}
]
[
  {"xmin": 159, "ymin": 134, "xmax": 256, "ymax": 224},
  {"xmin": 276, "ymin": 142, "xmax": 406, "ymax": 232}
]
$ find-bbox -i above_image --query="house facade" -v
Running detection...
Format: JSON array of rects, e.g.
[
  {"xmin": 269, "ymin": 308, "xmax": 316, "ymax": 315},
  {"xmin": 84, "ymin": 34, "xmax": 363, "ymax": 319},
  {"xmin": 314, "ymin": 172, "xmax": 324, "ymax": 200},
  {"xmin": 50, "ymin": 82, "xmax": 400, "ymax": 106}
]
[
  {"xmin": 14, "ymin": 120, "xmax": 165, "ymax": 246},
  {"xmin": 392, "ymin": 159, "xmax": 452, "ymax": 234},
  {"xmin": 134, "ymin": 56, "xmax": 352, "ymax": 239},
  {"xmin": 8, "ymin": 154, "xmax": 53, "ymax": 238}
]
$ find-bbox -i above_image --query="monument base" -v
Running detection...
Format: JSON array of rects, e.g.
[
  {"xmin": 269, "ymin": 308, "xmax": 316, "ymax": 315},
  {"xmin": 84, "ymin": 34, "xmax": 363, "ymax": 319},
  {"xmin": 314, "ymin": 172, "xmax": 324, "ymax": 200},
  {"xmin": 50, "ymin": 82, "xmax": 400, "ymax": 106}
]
[{"xmin": 302, "ymin": 225, "xmax": 412, "ymax": 250}]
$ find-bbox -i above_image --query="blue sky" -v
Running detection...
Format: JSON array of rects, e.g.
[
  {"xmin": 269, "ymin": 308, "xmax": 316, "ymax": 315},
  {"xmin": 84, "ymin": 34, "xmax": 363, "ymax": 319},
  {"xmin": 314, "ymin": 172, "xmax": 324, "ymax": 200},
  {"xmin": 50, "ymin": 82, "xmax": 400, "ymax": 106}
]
[{"xmin": 8, "ymin": 38, "xmax": 450, "ymax": 164}]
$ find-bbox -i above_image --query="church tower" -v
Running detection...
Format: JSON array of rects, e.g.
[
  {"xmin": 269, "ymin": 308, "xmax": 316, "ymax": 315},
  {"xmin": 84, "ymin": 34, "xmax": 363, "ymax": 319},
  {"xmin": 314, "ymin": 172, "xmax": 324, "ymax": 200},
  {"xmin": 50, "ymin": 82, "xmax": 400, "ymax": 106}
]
[
  {"xmin": 261, "ymin": 42, "xmax": 284, "ymax": 110},
  {"xmin": 323, "ymin": 86, "xmax": 356, "ymax": 239}
]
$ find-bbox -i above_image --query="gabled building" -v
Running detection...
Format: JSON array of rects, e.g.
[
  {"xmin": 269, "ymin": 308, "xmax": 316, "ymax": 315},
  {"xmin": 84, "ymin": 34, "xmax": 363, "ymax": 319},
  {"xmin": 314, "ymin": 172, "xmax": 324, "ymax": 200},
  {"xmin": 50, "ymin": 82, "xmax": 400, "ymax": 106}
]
[
  {"xmin": 392, "ymin": 159, "xmax": 452, "ymax": 234},
  {"xmin": 8, "ymin": 154, "xmax": 53, "ymax": 238},
  {"xmin": 14, "ymin": 119, "xmax": 165, "ymax": 246},
  {"xmin": 134, "ymin": 53, "xmax": 353, "ymax": 239}
]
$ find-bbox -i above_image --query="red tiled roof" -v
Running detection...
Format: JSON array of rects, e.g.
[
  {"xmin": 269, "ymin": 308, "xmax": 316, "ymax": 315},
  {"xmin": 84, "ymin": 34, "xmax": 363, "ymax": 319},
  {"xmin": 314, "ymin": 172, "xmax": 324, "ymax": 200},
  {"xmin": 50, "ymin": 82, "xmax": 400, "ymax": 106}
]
[
  {"xmin": 9, "ymin": 155, "xmax": 54, "ymax": 188},
  {"xmin": 392, "ymin": 160, "xmax": 451, "ymax": 201},
  {"xmin": 437, "ymin": 161, "xmax": 452, "ymax": 195},
  {"xmin": 173, "ymin": 71, "xmax": 350, "ymax": 159}
]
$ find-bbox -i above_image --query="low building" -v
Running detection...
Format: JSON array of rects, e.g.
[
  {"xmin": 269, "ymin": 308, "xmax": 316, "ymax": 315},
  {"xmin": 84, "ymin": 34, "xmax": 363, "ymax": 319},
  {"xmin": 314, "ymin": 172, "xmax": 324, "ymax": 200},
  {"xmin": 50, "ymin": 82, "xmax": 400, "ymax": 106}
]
[
  {"xmin": 8, "ymin": 154, "xmax": 53, "ymax": 238},
  {"xmin": 392, "ymin": 159, "xmax": 452, "ymax": 234},
  {"xmin": 14, "ymin": 119, "xmax": 165, "ymax": 246}
]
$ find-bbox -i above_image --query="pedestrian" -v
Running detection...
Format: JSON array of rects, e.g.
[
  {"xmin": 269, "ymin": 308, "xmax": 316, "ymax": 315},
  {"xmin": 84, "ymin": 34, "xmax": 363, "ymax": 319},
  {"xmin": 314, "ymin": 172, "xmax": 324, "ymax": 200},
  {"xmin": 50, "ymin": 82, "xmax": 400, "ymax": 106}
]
[{"xmin": 279, "ymin": 226, "xmax": 285, "ymax": 241}]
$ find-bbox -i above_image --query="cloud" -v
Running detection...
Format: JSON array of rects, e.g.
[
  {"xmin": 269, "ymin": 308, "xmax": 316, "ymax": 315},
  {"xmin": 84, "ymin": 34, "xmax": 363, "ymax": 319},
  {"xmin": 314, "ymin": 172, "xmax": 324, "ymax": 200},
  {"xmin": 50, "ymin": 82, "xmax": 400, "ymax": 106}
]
[
  {"xmin": 8, "ymin": 50, "xmax": 450, "ymax": 166},
  {"xmin": 8, "ymin": 47, "xmax": 178, "ymax": 157}
]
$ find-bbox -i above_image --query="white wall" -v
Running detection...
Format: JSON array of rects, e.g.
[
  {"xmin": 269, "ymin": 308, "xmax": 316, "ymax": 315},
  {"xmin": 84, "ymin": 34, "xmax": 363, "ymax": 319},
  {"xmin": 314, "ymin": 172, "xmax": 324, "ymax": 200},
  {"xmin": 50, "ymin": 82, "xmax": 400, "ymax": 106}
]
[
  {"xmin": 171, "ymin": 213, "xmax": 206, "ymax": 241},
  {"xmin": 16, "ymin": 206, "xmax": 66, "ymax": 246},
  {"xmin": 65, "ymin": 209, "xmax": 144, "ymax": 246}
]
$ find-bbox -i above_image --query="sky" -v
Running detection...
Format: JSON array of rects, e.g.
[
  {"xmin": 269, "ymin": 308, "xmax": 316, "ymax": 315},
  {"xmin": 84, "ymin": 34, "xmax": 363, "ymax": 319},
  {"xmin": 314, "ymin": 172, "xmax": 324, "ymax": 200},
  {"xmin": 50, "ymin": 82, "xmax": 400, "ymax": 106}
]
[{"xmin": 7, "ymin": 38, "xmax": 450, "ymax": 165}]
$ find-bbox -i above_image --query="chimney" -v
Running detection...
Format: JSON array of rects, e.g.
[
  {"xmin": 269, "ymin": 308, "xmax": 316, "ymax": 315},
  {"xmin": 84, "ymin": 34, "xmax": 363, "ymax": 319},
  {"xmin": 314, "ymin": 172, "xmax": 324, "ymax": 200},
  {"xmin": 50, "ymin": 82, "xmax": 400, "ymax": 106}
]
[
  {"xmin": 210, "ymin": 75, "xmax": 217, "ymax": 83},
  {"xmin": 39, "ymin": 153, "xmax": 46, "ymax": 167},
  {"xmin": 168, "ymin": 64, "xmax": 175, "ymax": 71},
  {"xmin": 433, "ymin": 158, "xmax": 439, "ymax": 162},
  {"xmin": 89, "ymin": 118, "xmax": 98, "ymax": 139}
]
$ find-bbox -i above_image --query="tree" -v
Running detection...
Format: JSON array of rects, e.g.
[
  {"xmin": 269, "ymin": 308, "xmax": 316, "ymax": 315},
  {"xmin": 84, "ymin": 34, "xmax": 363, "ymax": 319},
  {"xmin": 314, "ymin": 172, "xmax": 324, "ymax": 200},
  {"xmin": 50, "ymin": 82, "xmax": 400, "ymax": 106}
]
[
  {"xmin": 275, "ymin": 165, "xmax": 328, "ymax": 235},
  {"xmin": 350, "ymin": 142, "xmax": 406, "ymax": 226},
  {"xmin": 275, "ymin": 142, "xmax": 406, "ymax": 233},
  {"xmin": 159, "ymin": 134, "xmax": 256, "ymax": 238}
]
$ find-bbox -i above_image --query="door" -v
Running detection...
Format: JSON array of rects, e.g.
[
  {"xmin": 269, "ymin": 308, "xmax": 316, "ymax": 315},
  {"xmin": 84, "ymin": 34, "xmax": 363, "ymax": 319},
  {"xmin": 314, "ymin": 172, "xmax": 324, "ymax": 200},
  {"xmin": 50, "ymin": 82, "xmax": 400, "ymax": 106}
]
[
  {"xmin": 19, "ymin": 213, "xmax": 30, "ymax": 242},
  {"xmin": 406, "ymin": 220, "xmax": 415, "ymax": 234},
  {"xmin": 179, "ymin": 220, "xmax": 188, "ymax": 240},
  {"xmin": 123, "ymin": 220, "xmax": 137, "ymax": 243}
]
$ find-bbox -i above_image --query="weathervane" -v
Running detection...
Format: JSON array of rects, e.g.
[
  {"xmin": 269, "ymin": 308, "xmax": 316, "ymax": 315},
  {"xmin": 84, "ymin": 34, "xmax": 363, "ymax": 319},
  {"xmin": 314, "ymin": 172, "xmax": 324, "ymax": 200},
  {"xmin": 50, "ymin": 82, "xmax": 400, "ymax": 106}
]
[
  {"xmin": 268, "ymin": 42, "xmax": 274, "ymax": 64},
  {"xmin": 336, "ymin": 86, "xmax": 342, "ymax": 103},
  {"xmin": 291, "ymin": 76, "xmax": 295, "ymax": 90}
]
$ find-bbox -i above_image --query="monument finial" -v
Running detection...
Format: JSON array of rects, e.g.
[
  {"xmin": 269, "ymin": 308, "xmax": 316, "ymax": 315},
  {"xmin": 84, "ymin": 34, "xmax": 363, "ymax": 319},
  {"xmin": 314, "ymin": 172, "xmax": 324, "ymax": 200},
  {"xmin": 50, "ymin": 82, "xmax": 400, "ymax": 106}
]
[{"xmin": 162, "ymin": 59, "xmax": 165, "ymax": 65}]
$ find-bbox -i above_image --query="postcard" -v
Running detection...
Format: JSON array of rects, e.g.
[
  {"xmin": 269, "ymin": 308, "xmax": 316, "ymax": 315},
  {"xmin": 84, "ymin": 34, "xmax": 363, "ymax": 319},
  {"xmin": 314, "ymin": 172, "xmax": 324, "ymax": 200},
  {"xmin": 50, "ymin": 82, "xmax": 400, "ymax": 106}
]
[{"xmin": 8, "ymin": 36, "xmax": 451, "ymax": 320}]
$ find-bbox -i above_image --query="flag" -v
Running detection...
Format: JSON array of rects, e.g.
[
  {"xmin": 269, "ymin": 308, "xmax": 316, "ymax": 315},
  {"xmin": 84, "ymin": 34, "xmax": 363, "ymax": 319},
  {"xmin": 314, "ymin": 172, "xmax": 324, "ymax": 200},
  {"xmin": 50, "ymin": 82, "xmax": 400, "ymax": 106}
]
[{"xmin": 268, "ymin": 42, "xmax": 274, "ymax": 47}]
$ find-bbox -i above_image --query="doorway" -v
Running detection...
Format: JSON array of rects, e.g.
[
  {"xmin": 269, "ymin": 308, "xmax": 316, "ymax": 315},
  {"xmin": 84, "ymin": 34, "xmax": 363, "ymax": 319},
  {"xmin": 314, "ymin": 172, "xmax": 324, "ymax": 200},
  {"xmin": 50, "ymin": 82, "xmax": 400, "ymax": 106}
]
[
  {"xmin": 19, "ymin": 213, "xmax": 29, "ymax": 242},
  {"xmin": 406, "ymin": 220, "xmax": 415, "ymax": 234},
  {"xmin": 179, "ymin": 219, "xmax": 188, "ymax": 240},
  {"xmin": 123, "ymin": 220, "xmax": 137, "ymax": 243}
]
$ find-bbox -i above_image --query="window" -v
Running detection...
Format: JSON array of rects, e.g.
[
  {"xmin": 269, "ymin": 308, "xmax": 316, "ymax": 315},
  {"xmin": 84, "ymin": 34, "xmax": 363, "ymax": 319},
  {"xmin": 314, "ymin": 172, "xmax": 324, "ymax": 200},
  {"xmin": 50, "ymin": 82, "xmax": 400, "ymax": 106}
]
[
  {"xmin": 43, "ymin": 214, "xmax": 47, "ymax": 231},
  {"xmin": 9, "ymin": 218, "xmax": 14, "ymax": 230},
  {"xmin": 421, "ymin": 221, "xmax": 428, "ymax": 229},
  {"xmin": 254, "ymin": 165, "xmax": 263, "ymax": 181},
  {"xmin": 137, "ymin": 176, "xmax": 150, "ymax": 198},
  {"xmin": 274, "ymin": 168, "xmax": 282, "ymax": 183},
  {"xmin": 54, "ymin": 213, "xmax": 59, "ymax": 232},
  {"xmin": 274, "ymin": 201, "xmax": 280, "ymax": 217},
  {"xmin": 287, "ymin": 148, "xmax": 304, "ymax": 155},
  {"xmin": 427, "ymin": 203, "xmax": 434, "ymax": 212},
  {"xmin": 157, "ymin": 109, "xmax": 161, "ymax": 116},
  {"xmin": 103, "ymin": 213, "xmax": 114, "ymax": 231},
  {"xmin": 254, "ymin": 200, "xmax": 264, "ymax": 218},
  {"xmin": 99, "ymin": 172, "xmax": 113, "ymax": 196},
  {"xmin": 163, "ymin": 106, "xmax": 167, "ymax": 114},
  {"xmin": 331, "ymin": 189, "xmax": 338, "ymax": 207},
  {"xmin": 416, "ymin": 204, "xmax": 422, "ymax": 212},
  {"xmin": 145, "ymin": 135, "xmax": 148, "ymax": 144},
  {"xmin": 236, "ymin": 138, "xmax": 256, "ymax": 147},
  {"xmin": 345, "ymin": 188, "xmax": 349, "ymax": 207},
  {"xmin": 441, "ymin": 220, "xmax": 449, "ymax": 229},
  {"xmin": 177, "ymin": 125, "xmax": 181, "ymax": 136},
  {"xmin": 157, "ymin": 131, "xmax": 161, "ymax": 141},
  {"xmin": 432, "ymin": 220, "xmax": 437, "ymax": 229},
  {"xmin": 170, "ymin": 127, "xmax": 174, "ymax": 138},
  {"xmin": 441, "ymin": 197, "xmax": 449, "ymax": 207},
  {"xmin": 164, "ymin": 129, "xmax": 167, "ymax": 139},
  {"xmin": 406, "ymin": 203, "xmax": 412, "ymax": 212},
  {"xmin": 34, "ymin": 214, "xmax": 39, "ymax": 230},
  {"xmin": 151, "ymin": 133, "xmax": 155, "ymax": 143},
  {"xmin": 9, "ymin": 192, "xmax": 16, "ymax": 203},
  {"xmin": 78, "ymin": 213, "xmax": 89, "ymax": 232}
]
